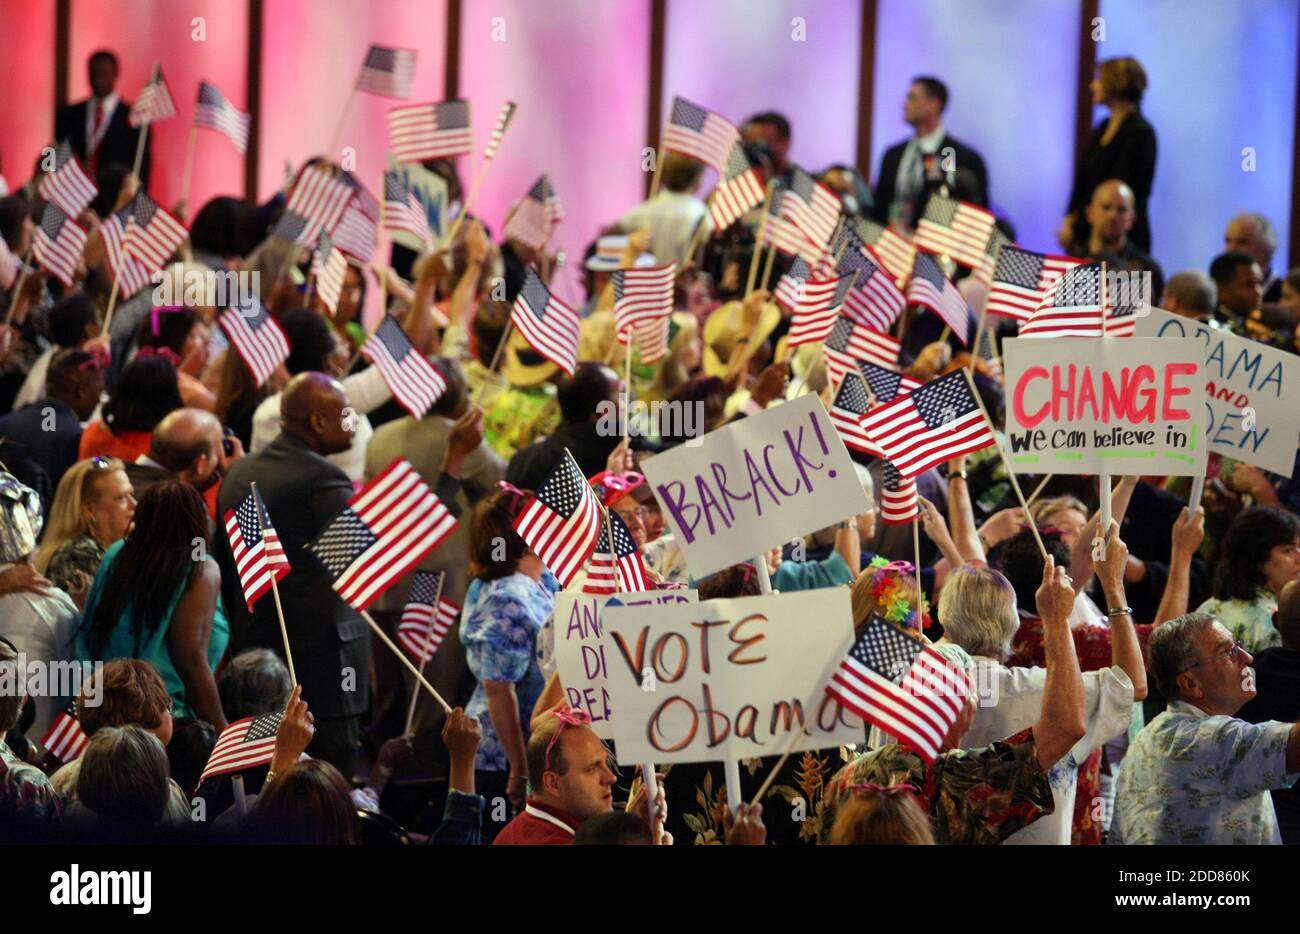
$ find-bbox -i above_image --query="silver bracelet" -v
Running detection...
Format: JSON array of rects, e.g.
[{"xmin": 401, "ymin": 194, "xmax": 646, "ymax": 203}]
[{"xmin": 1106, "ymin": 606, "xmax": 1133, "ymax": 617}]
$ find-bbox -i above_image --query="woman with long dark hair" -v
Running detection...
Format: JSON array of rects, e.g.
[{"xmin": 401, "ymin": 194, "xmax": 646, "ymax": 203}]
[
  {"xmin": 76, "ymin": 480, "xmax": 229, "ymax": 730},
  {"xmin": 136, "ymin": 306, "xmax": 217, "ymax": 411},
  {"xmin": 1197, "ymin": 506, "xmax": 1300, "ymax": 654},
  {"xmin": 78, "ymin": 354, "xmax": 184, "ymax": 463}
]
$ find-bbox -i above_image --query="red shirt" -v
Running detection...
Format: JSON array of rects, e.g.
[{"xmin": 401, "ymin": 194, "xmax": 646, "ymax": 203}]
[{"xmin": 493, "ymin": 799, "xmax": 583, "ymax": 845}]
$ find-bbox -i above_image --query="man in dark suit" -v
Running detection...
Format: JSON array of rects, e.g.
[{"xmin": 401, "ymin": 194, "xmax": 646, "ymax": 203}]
[
  {"xmin": 217, "ymin": 373, "xmax": 368, "ymax": 779},
  {"xmin": 871, "ymin": 77, "xmax": 988, "ymax": 229},
  {"xmin": 124, "ymin": 407, "xmax": 238, "ymax": 503},
  {"xmin": 53, "ymin": 50, "xmax": 151, "ymax": 186}
]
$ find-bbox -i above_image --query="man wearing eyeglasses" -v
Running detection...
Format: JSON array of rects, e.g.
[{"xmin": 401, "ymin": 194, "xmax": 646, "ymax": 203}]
[{"xmin": 1111, "ymin": 613, "xmax": 1300, "ymax": 844}]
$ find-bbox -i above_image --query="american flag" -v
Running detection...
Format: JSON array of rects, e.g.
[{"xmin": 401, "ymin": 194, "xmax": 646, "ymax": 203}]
[
  {"xmin": 0, "ymin": 235, "xmax": 18, "ymax": 290},
  {"xmin": 879, "ymin": 459, "xmax": 919, "ymax": 524},
  {"xmin": 199, "ymin": 712, "xmax": 282, "ymax": 784},
  {"xmin": 224, "ymin": 487, "xmax": 290, "ymax": 610},
  {"xmin": 1019, "ymin": 262, "xmax": 1106, "ymax": 338},
  {"xmin": 829, "ymin": 369, "xmax": 881, "ymax": 455},
  {"xmin": 32, "ymin": 203, "xmax": 86, "ymax": 288},
  {"xmin": 41, "ymin": 705, "xmax": 89, "ymax": 763},
  {"xmin": 361, "ymin": 315, "xmax": 447, "ymax": 418},
  {"xmin": 397, "ymin": 571, "xmax": 460, "ymax": 664},
  {"xmin": 780, "ymin": 167, "xmax": 841, "ymax": 260},
  {"xmin": 825, "ymin": 615, "xmax": 970, "ymax": 762},
  {"xmin": 483, "ymin": 100, "xmax": 517, "ymax": 161},
  {"xmin": 907, "ymin": 251, "xmax": 970, "ymax": 345},
  {"xmin": 973, "ymin": 228, "xmax": 1012, "ymax": 287},
  {"xmin": 1102, "ymin": 266, "xmax": 1144, "ymax": 338},
  {"xmin": 913, "ymin": 195, "xmax": 995, "ymax": 270},
  {"xmin": 311, "ymin": 231, "xmax": 348, "ymax": 314},
  {"xmin": 761, "ymin": 187, "xmax": 811, "ymax": 258},
  {"xmin": 382, "ymin": 170, "xmax": 431, "ymax": 245},
  {"xmin": 332, "ymin": 191, "xmax": 379, "ymax": 262},
  {"xmin": 124, "ymin": 193, "xmax": 188, "ymax": 273},
  {"xmin": 860, "ymin": 369, "xmax": 995, "ymax": 479},
  {"xmin": 867, "ymin": 229, "xmax": 916, "ymax": 283},
  {"xmin": 514, "ymin": 450, "xmax": 603, "ymax": 587},
  {"xmin": 975, "ymin": 325, "xmax": 1004, "ymax": 381},
  {"xmin": 356, "ymin": 45, "xmax": 417, "ymax": 99},
  {"xmin": 838, "ymin": 240, "xmax": 905, "ymax": 333},
  {"xmin": 309, "ymin": 458, "xmax": 458, "ymax": 611},
  {"xmin": 276, "ymin": 165, "xmax": 354, "ymax": 246},
  {"xmin": 194, "ymin": 81, "xmax": 250, "ymax": 153},
  {"xmin": 622, "ymin": 315, "xmax": 671, "ymax": 365},
  {"xmin": 502, "ymin": 175, "xmax": 563, "ymax": 251},
  {"xmin": 99, "ymin": 208, "xmax": 152, "ymax": 297},
  {"xmin": 387, "ymin": 99, "xmax": 473, "ymax": 163},
  {"xmin": 613, "ymin": 263, "xmax": 675, "ymax": 337},
  {"xmin": 708, "ymin": 142, "xmax": 765, "ymax": 230},
  {"xmin": 584, "ymin": 510, "xmax": 649, "ymax": 595},
  {"xmin": 511, "ymin": 269, "xmax": 580, "ymax": 375},
  {"xmin": 219, "ymin": 294, "xmax": 289, "ymax": 387},
  {"xmin": 38, "ymin": 141, "xmax": 97, "ymax": 219},
  {"xmin": 824, "ymin": 318, "xmax": 901, "ymax": 390},
  {"xmin": 861, "ymin": 360, "xmax": 922, "ymax": 402},
  {"xmin": 984, "ymin": 246, "xmax": 1084, "ymax": 323},
  {"xmin": 128, "ymin": 64, "xmax": 177, "ymax": 127},
  {"xmin": 662, "ymin": 96, "xmax": 740, "ymax": 174},
  {"xmin": 776, "ymin": 257, "xmax": 854, "ymax": 346}
]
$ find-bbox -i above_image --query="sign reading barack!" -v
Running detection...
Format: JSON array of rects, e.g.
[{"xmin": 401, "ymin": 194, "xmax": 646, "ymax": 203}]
[
  {"xmin": 1001, "ymin": 337, "xmax": 1206, "ymax": 476},
  {"xmin": 639, "ymin": 394, "xmax": 869, "ymax": 579}
]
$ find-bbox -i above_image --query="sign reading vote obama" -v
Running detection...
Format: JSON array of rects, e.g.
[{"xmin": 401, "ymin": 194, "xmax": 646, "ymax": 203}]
[
  {"xmin": 1002, "ymin": 337, "xmax": 1206, "ymax": 476},
  {"xmin": 1134, "ymin": 309, "xmax": 1299, "ymax": 477},
  {"xmin": 600, "ymin": 589, "xmax": 861, "ymax": 765},
  {"xmin": 639, "ymin": 393, "xmax": 869, "ymax": 580}
]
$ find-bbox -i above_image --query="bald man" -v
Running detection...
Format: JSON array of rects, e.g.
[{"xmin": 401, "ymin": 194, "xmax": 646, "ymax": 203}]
[
  {"xmin": 126, "ymin": 407, "xmax": 243, "ymax": 505},
  {"xmin": 1238, "ymin": 579, "xmax": 1300, "ymax": 842},
  {"xmin": 216, "ymin": 373, "xmax": 369, "ymax": 778},
  {"xmin": 1069, "ymin": 179, "xmax": 1164, "ymax": 302}
]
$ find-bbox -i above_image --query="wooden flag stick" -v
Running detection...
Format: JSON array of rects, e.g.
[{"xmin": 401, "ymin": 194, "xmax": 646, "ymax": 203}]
[
  {"xmin": 968, "ymin": 308, "xmax": 988, "ymax": 374},
  {"xmin": 760, "ymin": 242, "xmax": 777, "ymax": 292},
  {"xmin": 1026, "ymin": 473, "xmax": 1054, "ymax": 509},
  {"xmin": 684, "ymin": 215, "xmax": 709, "ymax": 267},
  {"xmin": 360, "ymin": 609, "xmax": 453, "ymax": 714},
  {"xmin": 745, "ymin": 181, "xmax": 775, "ymax": 297},
  {"xmin": 102, "ymin": 119, "xmax": 154, "ymax": 336},
  {"xmin": 473, "ymin": 320, "xmax": 514, "ymax": 405},
  {"xmin": 3, "ymin": 249, "xmax": 34, "ymax": 327},
  {"xmin": 959, "ymin": 366, "xmax": 1048, "ymax": 559},
  {"xmin": 327, "ymin": 89, "xmax": 357, "ymax": 159},
  {"xmin": 251, "ymin": 482, "xmax": 297, "ymax": 685},
  {"xmin": 403, "ymin": 573, "xmax": 446, "ymax": 735},
  {"xmin": 180, "ymin": 126, "xmax": 198, "ymax": 215},
  {"xmin": 750, "ymin": 722, "xmax": 808, "ymax": 807},
  {"xmin": 647, "ymin": 146, "xmax": 666, "ymax": 200},
  {"xmin": 912, "ymin": 515, "xmax": 925, "ymax": 627},
  {"xmin": 623, "ymin": 333, "xmax": 634, "ymax": 443}
]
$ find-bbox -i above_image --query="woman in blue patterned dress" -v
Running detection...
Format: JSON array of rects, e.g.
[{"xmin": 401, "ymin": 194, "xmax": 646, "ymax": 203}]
[{"xmin": 459, "ymin": 485, "xmax": 560, "ymax": 842}]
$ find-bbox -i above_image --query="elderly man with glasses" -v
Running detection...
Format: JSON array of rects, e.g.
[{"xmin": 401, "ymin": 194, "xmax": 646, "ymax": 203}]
[{"xmin": 1112, "ymin": 613, "xmax": 1300, "ymax": 844}]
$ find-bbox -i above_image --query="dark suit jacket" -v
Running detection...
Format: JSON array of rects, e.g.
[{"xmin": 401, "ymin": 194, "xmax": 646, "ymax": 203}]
[
  {"xmin": 123, "ymin": 460, "xmax": 172, "ymax": 503},
  {"xmin": 1066, "ymin": 109, "xmax": 1157, "ymax": 252},
  {"xmin": 0, "ymin": 399, "xmax": 82, "ymax": 508},
  {"xmin": 216, "ymin": 432, "xmax": 370, "ymax": 720},
  {"xmin": 54, "ymin": 97, "xmax": 152, "ymax": 187},
  {"xmin": 871, "ymin": 133, "xmax": 989, "ymax": 225}
]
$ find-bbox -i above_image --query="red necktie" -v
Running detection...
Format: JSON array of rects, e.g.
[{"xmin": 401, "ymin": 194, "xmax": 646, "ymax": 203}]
[{"xmin": 89, "ymin": 99, "xmax": 105, "ymax": 173}]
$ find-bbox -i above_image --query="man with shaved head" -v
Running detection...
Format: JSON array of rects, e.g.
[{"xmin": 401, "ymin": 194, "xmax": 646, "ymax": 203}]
[
  {"xmin": 126, "ymin": 406, "xmax": 243, "ymax": 507},
  {"xmin": 216, "ymin": 372, "xmax": 369, "ymax": 778},
  {"xmin": 1070, "ymin": 179, "xmax": 1164, "ymax": 301},
  {"xmin": 1239, "ymin": 580, "xmax": 1300, "ymax": 842}
]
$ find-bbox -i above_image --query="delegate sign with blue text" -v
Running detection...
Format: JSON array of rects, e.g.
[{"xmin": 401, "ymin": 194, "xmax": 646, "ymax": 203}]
[
  {"xmin": 1133, "ymin": 309, "xmax": 1298, "ymax": 477},
  {"xmin": 1002, "ymin": 337, "xmax": 1206, "ymax": 476},
  {"xmin": 600, "ymin": 589, "xmax": 861, "ymax": 765},
  {"xmin": 639, "ymin": 393, "xmax": 870, "ymax": 579}
]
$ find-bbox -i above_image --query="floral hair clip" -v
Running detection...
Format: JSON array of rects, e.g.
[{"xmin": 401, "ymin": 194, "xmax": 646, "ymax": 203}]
[
  {"xmin": 867, "ymin": 555, "xmax": 930, "ymax": 632},
  {"xmin": 545, "ymin": 705, "xmax": 592, "ymax": 770}
]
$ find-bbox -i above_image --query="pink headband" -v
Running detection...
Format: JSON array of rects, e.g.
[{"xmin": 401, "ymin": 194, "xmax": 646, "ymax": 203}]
[
  {"xmin": 497, "ymin": 480, "xmax": 526, "ymax": 514},
  {"xmin": 136, "ymin": 346, "xmax": 180, "ymax": 367},
  {"xmin": 545, "ymin": 705, "xmax": 591, "ymax": 770},
  {"xmin": 846, "ymin": 781, "xmax": 920, "ymax": 800}
]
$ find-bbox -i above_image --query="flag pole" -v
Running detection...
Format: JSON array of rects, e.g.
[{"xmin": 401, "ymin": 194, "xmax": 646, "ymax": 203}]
[
  {"xmin": 912, "ymin": 515, "xmax": 925, "ymax": 630},
  {"xmin": 102, "ymin": 115, "xmax": 154, "ymax": 336},
  {"xmin": 251, "ymin": 482, "xmax": 297, "ymax": 685},
  {"xmin": 958, "ymin": 366, "xmax": 1047, "ymax": 559},
  {"xmin": 1026, "ymin": 473, "xmax": 1054, "ymax": 509},
  {"xmin": 472, "ymin": 320, "xmax": 513, "ymax": 405},
  {"xmin": 327, "ymin": 89, "xmax": 357, "ymax": 159},
  {"xmin": 180, "ymin": 126, "xmax": 197, "ymax": 217},
  {"xmin": 403, "ymin": 572, "xmax": 446, "ymax": 735},
  {"xmin": 647, "ymin": 147, "xmax": 666, "ymax": 200},
  {"xmin": 360, "ymin": 609, "xmax": 453, "ymax": 713},
  {"xmin": 760, "ymin": 242, "xmax": 777, "ymax": 291},
  {"xmin": 623, "ymin": 331, "xmax": 634, "ymax": 444},
  {"xmin": 745, "ymin": 181, "xmax": 775, "ymax": 298},
  {"xmin": 446, "ymin": 105, "xmax": 516, "ymax": 247}
]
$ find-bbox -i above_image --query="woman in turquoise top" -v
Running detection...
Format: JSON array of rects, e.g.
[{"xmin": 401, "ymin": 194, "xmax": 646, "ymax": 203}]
[{"xmin": 76, "ymin": 480, "xmax": 229, "ymax": 730}]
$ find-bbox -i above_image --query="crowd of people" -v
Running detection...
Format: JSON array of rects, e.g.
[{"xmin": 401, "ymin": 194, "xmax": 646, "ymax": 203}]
[{"xmin": 2, "ymin": 48, "xmax": 1300, "ymax": 847}]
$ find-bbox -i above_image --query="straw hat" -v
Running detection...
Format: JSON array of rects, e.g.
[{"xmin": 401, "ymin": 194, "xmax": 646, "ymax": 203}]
[
  {"xmin": 499, "ymin": 329, "xmax": 560, "ymax": 387},
  {"xmin": 702, "ymin": 299, "xmax": 781, "ymax": 378}
]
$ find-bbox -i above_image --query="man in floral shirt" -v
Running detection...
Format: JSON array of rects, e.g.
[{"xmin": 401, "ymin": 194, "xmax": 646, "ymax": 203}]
[{"xmin": 1112, "ymin": 612, "xmax": 1300, "ymax": 844}]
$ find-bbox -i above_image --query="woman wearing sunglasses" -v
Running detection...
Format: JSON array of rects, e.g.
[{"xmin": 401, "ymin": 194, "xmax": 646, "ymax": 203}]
[{"xmin": 35, "ymin": 456, "xmax": 136, "ymax": 608}]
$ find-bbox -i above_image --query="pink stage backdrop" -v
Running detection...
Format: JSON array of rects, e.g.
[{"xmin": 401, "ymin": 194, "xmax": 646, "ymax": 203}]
[
  {"xmin": 68, "ymin": 0, "xmax": 250, "ymax": 216},
  {"xmin": 459, "ymin": 0, "xmax": 652, "ymax": 304},
  {"xmin": 0, "ymin": 1, "xmax": 57, "ymax": 198},
  {"xmin": 663, "ymin": 0, "xmax": 863, "ymax": 179}
]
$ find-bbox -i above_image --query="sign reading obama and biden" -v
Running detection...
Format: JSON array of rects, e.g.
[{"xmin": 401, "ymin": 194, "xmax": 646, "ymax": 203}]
[
  {"xmin": 1002, "ymin": 337, "xmax": 1207, "ymax": 476},
  {"xmin": 1133, "ymin": 309, "xmax": 1299, "ymax": 477},
  {"xmin": 639, "ymin": 394, "xmax": 870, "ymax": 579}
]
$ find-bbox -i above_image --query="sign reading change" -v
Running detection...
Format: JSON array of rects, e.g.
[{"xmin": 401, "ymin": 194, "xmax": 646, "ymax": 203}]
[
  {"xmin": 1133, "ymin": 309, "xmax": 1298, "ymax": 477},
  {"xmin": 1002, "ymin": 336, "xmax": 1206, "ymax": 476},
  {"xmin": 600, "ymin": 589, "xmax": 862, "ymax": 765},
  {"xmin": 639, "ymin": 393, "xmax": 869, "ymax": 579}
]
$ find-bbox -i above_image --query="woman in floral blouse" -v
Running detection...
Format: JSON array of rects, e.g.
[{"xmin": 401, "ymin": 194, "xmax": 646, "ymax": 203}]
[
  {"xmin": 1196, "ymin": 506, "xmax": 1300, "ymax": 655},
  {"xmin": 459, "ymin": 486, "xmax": 560, "ymax": 842}
]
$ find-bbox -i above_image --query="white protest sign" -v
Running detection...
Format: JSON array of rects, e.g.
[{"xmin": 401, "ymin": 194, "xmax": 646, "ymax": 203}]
[
  {"xmin": 387, "ymin": 158, "xmax": 449, "ymax": 250},
  {"xmin": 640, "ymin": 393, "xmax": 869, "ymax": 579},
  {"xmin": 1002, "ymin": 336, "xmax": 1206, "ymax": 476},
  {"xmin": 1133, "ymin": 309, "xmax": 1297, "ymax": 477},
  {"xmin": 600, "ymin": 589, "xmax": 862, "ymax": 765},
  {"xmin": 551, "ymin": 588, "xmax": 698, "ymax": 739}
]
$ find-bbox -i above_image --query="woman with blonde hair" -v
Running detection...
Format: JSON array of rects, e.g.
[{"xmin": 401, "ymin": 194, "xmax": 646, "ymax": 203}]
[
  {"xmin": 829, "ymin": 785, "xmax": 934, "ymax": 845},
  {"xmin": 35, "ymin": 456, "xmax": 136, "ymax": 606}
]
